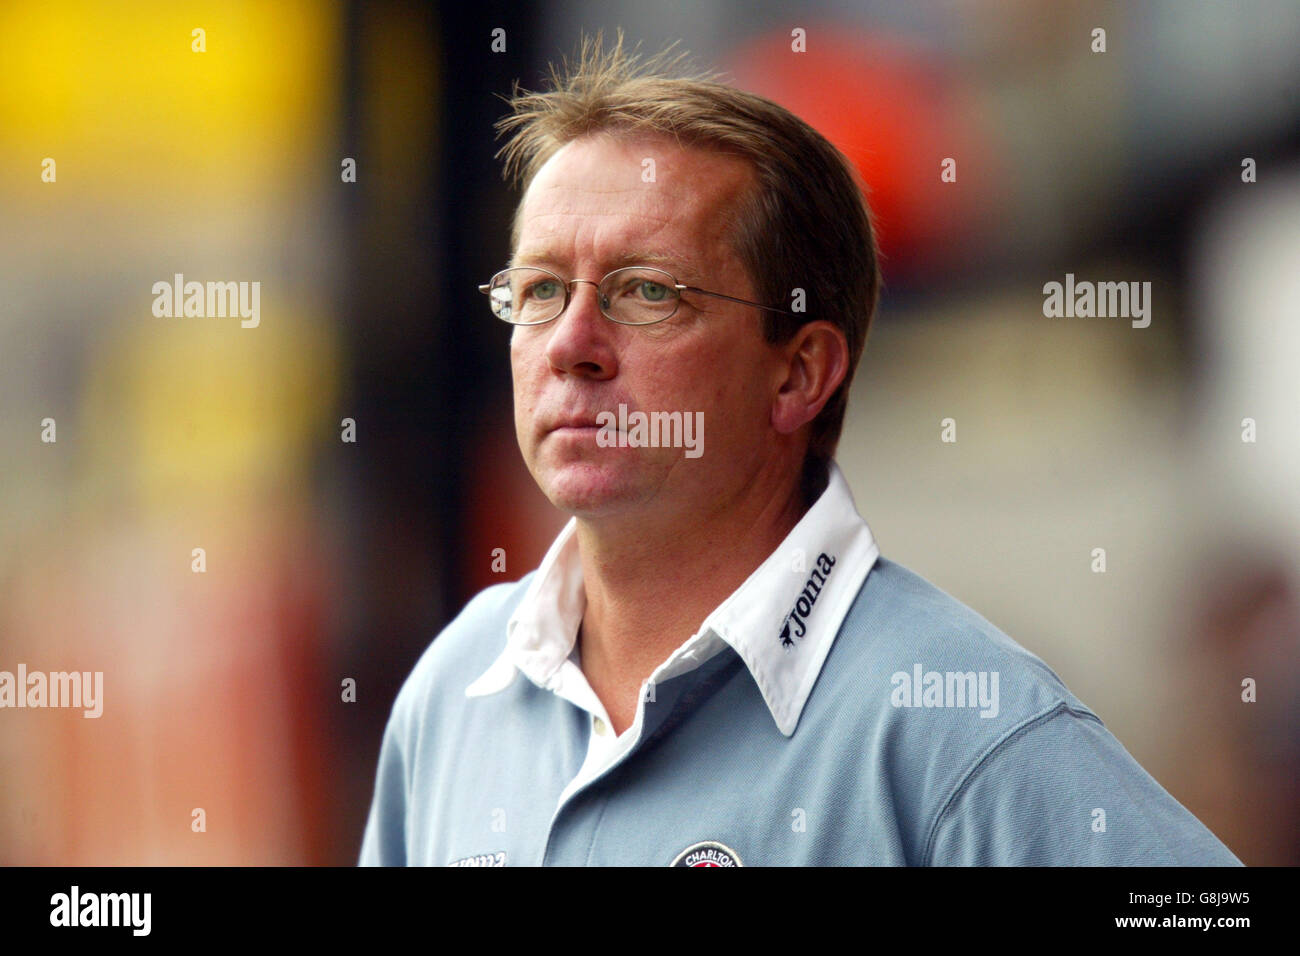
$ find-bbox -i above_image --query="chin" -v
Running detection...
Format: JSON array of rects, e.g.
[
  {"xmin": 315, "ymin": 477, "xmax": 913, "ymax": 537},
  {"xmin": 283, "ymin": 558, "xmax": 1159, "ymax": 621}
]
[{"xmin": 533, "ymin": 458, "xmax": 656, "ymax": 518}]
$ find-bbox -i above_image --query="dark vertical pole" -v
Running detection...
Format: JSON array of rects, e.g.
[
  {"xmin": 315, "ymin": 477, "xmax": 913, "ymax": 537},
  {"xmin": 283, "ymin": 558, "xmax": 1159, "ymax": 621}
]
[{"xmin": 435, "ymin": 0, "xmax": 542, "ymax": 608}]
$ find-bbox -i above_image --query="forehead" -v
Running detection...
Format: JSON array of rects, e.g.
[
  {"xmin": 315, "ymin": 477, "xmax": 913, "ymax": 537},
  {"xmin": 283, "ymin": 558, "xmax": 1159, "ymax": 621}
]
[{"xmin": 511, "ymin": 133, "xmax": 754, "ymax": 275}]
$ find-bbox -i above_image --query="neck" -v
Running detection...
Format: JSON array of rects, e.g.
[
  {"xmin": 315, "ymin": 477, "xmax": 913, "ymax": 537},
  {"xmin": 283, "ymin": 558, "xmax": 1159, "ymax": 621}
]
[{"xmin": 575, "ymin": 458, "xmax": 816, "ymax": 733}]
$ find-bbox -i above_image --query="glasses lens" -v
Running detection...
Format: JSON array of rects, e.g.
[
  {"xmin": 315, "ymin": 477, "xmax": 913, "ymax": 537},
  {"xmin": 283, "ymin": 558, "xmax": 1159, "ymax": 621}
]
[
  {"xmin": 599, "ymin": 267, "xmax": 680, "ymax": 325},
  {"xmin": 488, "ymin": 268, "xmax": 566, "ymax": 324}
]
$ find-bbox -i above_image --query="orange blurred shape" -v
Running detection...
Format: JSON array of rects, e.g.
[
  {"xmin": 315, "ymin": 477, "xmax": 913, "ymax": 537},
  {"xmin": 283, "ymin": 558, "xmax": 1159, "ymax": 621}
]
[{"xmin": 726, "ymin": 27, "xmax": 1000, "ymax": 278}]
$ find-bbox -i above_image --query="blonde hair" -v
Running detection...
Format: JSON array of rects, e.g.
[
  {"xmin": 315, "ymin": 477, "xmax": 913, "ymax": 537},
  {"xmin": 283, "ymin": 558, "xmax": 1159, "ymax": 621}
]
[{"xmin": 496, "ymin": 33, "xmax": 880, "ymax": 479}]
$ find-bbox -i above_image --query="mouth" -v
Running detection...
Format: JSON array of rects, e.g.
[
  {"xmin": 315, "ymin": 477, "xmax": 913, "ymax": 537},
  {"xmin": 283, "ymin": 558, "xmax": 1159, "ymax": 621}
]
[
  {"xmin": 547, "ymin": 417, "xmax": 602, "ymax": 432},
  {"xmin": 543, "ymin": 410, "xmax": 623, "ymax": 435}
]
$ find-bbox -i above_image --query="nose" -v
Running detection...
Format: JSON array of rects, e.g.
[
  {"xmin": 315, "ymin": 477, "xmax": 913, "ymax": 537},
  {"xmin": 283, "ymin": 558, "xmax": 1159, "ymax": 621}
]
[
  {"xmin": 539, "ymin": 279, "xmax": 618, "ymax": 380},
  {"xmin": 567, "ymin": 278, "xmax": 607, "ymax": 310}
]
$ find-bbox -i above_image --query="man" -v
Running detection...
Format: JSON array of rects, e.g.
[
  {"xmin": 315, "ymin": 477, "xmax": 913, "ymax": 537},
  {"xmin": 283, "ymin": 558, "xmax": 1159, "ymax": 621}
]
[{"xmin": 359, "ymin": 38, "xmax": 1240, "ymax": 866}]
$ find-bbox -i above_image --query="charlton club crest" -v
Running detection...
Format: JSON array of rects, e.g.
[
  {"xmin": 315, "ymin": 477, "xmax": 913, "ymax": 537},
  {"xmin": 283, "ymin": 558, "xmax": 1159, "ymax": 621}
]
[{"xmin": 670, "ymin": 841, "xmax": 743, "ymax": 867}]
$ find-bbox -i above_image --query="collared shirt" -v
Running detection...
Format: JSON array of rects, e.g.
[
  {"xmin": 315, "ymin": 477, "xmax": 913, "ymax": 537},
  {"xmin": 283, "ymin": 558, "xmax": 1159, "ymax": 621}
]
[
  {"xmin": 360, "ymin": 461, "xmax": 1241, "ymax": 866},
  {"xmin": 463, "ymin": 460, "xmax": 881, "ymax": 809}
]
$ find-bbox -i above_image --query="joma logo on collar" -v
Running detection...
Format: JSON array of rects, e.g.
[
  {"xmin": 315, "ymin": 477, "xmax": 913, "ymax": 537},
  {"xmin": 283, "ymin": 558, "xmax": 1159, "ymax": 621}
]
[{"xmin": 778, "ymin": 553, "xmax": 836, "ymax": 648}]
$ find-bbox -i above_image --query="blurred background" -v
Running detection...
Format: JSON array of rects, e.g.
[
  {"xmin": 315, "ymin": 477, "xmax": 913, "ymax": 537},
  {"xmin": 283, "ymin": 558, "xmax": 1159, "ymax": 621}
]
[{"xmin": 0, "ymin": 0, "xmax": 1296, "ymax": 865}]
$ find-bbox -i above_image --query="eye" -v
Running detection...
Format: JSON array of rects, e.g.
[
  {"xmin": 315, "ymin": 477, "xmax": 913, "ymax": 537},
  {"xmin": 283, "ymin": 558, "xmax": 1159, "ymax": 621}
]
[
  {"xmin": 526, "ymin": 279, "xmax": 562, "ymax": 300},
  {"xmin": 637, "ymin": 280, "xmax": 670, "ymax": 302}
]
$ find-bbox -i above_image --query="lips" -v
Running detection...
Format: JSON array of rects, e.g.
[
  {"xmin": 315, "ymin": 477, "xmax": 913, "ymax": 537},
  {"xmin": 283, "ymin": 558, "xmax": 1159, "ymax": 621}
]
[
  {"xmin": 542, "ymin": 407, "xmax": 629, "ymax": 433},
  {"xmin": 549, "ymin": 417, "xmax": 603, "ymax": 431}
]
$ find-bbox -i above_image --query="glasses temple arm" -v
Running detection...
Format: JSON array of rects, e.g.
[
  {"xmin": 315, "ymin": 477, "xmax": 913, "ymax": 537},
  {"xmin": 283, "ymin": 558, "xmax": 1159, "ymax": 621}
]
[{"xmin": 678, "ymin": 285, "xmax": 793, "ymax": 315}]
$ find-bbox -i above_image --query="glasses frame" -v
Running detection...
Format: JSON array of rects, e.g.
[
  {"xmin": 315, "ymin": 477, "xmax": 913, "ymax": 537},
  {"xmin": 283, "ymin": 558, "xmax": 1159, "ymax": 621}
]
[{"xmin": 478, "ymin": 265, "xmax": 793, "ymax": 327}]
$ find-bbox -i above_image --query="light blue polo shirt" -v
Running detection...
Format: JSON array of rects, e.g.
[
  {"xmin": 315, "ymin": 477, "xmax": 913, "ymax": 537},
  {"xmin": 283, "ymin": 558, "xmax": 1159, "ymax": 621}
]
[{"xmin": 359, "ymin": 462, "xmax": 1241, "ymax": 866}]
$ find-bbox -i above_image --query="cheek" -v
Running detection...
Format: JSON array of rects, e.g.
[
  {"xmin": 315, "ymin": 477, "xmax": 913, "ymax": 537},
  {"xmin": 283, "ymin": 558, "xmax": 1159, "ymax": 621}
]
[
  {"xmin": 509, "ymin": 338, "xmax": 544, "ymax": 439},
  {"xmin": 510, "ymin": 331, "xmax": 544, "ymax": 391},
  {"xmin": 508, "ymin": 328, "xmax": 528, "ymax": 374},
  {"xmin": 694, "ymin": 339, "xmax": 774, "ymax": 424},
  {"xmin": 638, "ymin": 343, "xmax": 767, "ymax": 458}
]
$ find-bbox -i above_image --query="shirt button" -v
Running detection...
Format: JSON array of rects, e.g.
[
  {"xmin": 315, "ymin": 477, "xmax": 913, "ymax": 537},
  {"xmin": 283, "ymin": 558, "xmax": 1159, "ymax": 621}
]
[{"xmin": 592, "ymin": 716, "xmax": 608, "ymax": 736}]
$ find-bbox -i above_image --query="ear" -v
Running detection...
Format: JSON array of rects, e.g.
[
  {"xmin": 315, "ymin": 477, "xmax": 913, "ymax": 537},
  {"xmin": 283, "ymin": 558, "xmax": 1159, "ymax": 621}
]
[{"xmin": 770, "ymin": 321, "xmax": 850, "ymax": 436}]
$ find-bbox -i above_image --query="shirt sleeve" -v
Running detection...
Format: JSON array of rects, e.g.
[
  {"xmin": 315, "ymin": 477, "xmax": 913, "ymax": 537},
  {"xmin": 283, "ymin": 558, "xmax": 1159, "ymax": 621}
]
[
  {"xmin": 925, "ymin": 706, "xmax": 1243, "ymax": 866},
  {"xmin": 358, "ymin": 709, "xmax": 410, "ymax": 866}
]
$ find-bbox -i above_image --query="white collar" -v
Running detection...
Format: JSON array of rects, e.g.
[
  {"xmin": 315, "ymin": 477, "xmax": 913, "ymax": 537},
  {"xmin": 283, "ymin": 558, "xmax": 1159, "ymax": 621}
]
[{"xmin": 465, "ymin": 460, "xmax": 880, "ymax": 736}]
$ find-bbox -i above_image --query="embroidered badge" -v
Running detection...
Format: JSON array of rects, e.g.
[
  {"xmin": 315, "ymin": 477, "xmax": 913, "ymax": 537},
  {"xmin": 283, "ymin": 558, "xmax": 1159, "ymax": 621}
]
[
  {"xmin": 670, "ymin": 841, "xmax": 743, "ymax": 867},
  {"xmin": 447, "ymin": 851, "xmax": 507, "ymax": 867}
]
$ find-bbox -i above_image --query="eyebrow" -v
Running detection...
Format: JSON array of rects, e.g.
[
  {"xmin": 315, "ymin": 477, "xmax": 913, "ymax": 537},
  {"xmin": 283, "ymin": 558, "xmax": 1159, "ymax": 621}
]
[{"xmin": 508, "ymin": 248, "xmax": 702, "ymax": 280}]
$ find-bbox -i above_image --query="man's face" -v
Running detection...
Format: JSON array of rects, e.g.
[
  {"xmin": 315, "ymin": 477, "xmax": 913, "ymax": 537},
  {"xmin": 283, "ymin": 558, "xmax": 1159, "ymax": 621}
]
[{"xmin": 510, "ymin": 133, "xmax": 785, "ymax": 523}]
